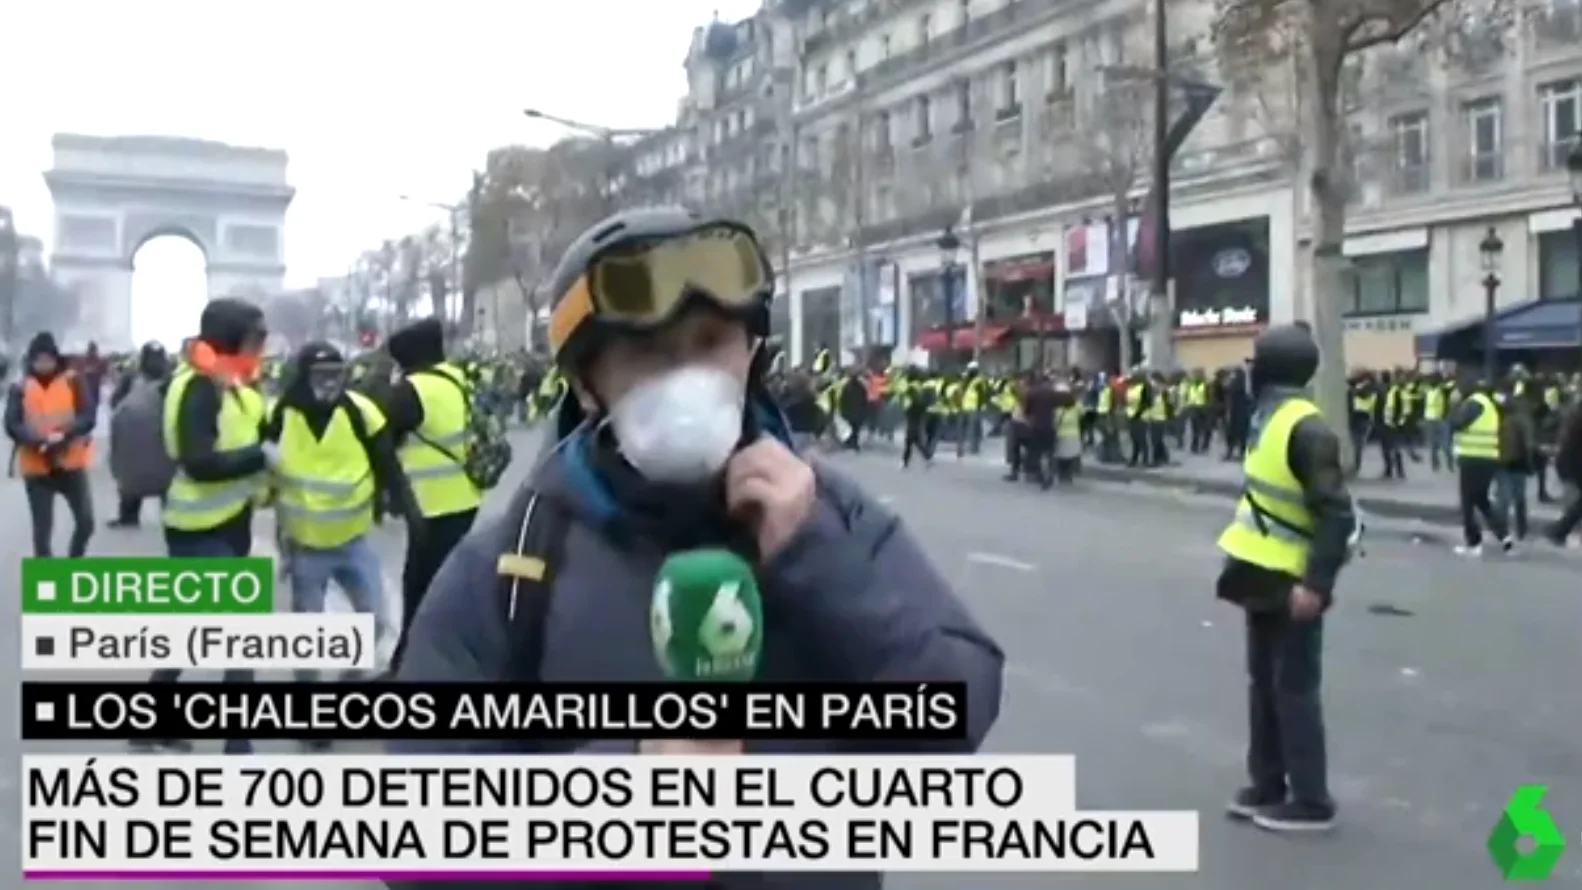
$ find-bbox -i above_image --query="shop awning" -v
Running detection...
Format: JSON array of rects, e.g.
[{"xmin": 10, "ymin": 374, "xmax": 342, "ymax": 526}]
[
  {"xmin": 1415, "ymin": 297, "xmax": 1582, "ymax": 358},
  {"xmin": 917, "ymin": 323, "xmax": 1013, "ymax": 351}
]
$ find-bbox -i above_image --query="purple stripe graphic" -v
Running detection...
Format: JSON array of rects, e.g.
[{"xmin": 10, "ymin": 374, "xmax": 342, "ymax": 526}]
[{"xmin": 25, "ymin": 871, "xmax": 710, "ymax": 881}]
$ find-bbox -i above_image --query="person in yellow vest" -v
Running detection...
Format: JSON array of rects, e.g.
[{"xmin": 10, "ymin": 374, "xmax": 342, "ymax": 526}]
[
  {"xmin": 267, "ymin": 342, "xmax": 420, "ymax": 694},
  {"xmin": 1421, "ymin": 371, "xmax": 1453, "ymax": 472},
  {"xmin": 900, "ymin": 367, "xmax": 937, "ymax": 468},
  {"xmin": 383, "ymin": 318, "xmax": 483, "ymax": 674},
  {"xmin": 811, "ymin": 345, "xmax": 832, "ymax": 376},
  {"xmin": 1124, "ymin": 368, "xmax": 1149, "ymax": 467},
  {"xmin": 1377, "ymin": 371, "xmax": 1407, "ymax": 480},
  {"xmin": 1146, "ymin": 370, "xmax": 1172, "ymax": 466},
  {"xmin": 1215, "ymin": 325, "xmax": 1353, "ymax": 833},
  {"xmin": 1446, "ymin": 376, "xmax": 1512, "ymax": 556},
  {"xmin": 1051, "ymin": 380, "xmax": 1084, "ymax": 485},
  {"xmin": 144, "ymin": 298, "xmax": 272, "ymax": 755},
  {"xmin": 957, "ymin": 362, "xmax": 986, "ymax": 457},
  {"xmin": 1184, "ymin": 369, "xmax": 1212, "ymax": 454}
]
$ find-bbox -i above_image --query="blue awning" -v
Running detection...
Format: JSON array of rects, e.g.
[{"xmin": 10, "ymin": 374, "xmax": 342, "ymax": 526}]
[
  {"xmin": 1415, "ymin": 298, "xmax": 1582, "ymax": 358},
  {"xmin": 1496, "ymin": 298, "xmax": 1582, "ymax": 349}
]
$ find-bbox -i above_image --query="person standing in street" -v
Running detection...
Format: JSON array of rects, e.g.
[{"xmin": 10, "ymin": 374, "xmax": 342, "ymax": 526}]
[
  {"xmin": 268, "ymin": 342, "xmax": 418, "ymax": 704},
  {"xmin": 107, "ymin": 340, "xmax": 171, "ymax": 528},
  {"xmin": 381, "ymin": 318, "xmax": 481, "ymax": 675},
  {"xmin": 143, "ymin": 298, "xmax": 272, "ymax": 754},
  {"xmin": 5, "ymin": 332, "xmax": 97, "ymax": 557},
  {"xmin": 1447, "ymin": 377, "xmax": 1512, "ymax": 557},
  {"xmin": 1216, "ymin": 324, "xmax": 1355, "ymax": 833}
]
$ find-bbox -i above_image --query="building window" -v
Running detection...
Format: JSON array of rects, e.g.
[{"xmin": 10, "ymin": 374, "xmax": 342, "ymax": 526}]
[
  {"xmin": 800, "ymin": 287, "xmax": 842, "ymax": 362},
  {"xmin": 914, "ymin": 94, "xmax": 932, "ymax": 143},
  {"xmin": 959, "ymin": 0, "xmax": 971, "ymax": 26},
  {"xmin": 955, "ymin": 81, "xmax": 972, "ymax": 131},
  {"xmin": 874, "ymin": 110, "xmax": 892, "ymax": 151},
  {"xmin": 918, "ymin": 14, "xmax": 931, "ymax": 47},
  {"xmin": 1046, "ymin": 41, "xmax": 1070, "ymax": 98},
  {"xmin": 845, "ymin": 49, "xmax": 858, "ymax": 81},
  {"xmin": 1461, "ymin": 97, "xmax": 1502, "ymax": 182},
  {"xmin": 880, "ymin": 33, "xmax": 892, "ymax": 59},
  {"xmin": 1347, "ymin": 249, "xmax": 1429, "ymax": 315},
  {"xmin": 1538, "ymin": 78, "xmax": 1580, "ymax": 170},
  {"xmin": 1388, "ymin": 111, "xmax": 1429, "ymax": 194},
  {"xmin": 997, "ymin": 61, "xmax": 1020, "ymax": 116},
  {"xmin": 1539, "ymin": 229, "xmax": 1582, "ymax": 300},
  {"xmin": 815, "ymin": 64, "xmax": 828, "ymax": 95}
]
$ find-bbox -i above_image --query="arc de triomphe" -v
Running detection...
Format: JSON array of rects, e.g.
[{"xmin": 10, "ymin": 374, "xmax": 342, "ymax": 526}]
[{"xmin": 43, "ymin": 134, "xmax": 294, "ymax": 348}]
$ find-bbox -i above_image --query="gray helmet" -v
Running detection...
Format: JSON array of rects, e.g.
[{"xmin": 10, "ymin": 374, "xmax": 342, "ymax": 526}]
[{"xmin": 545, "ymin": 205, "xmax": 771, "ymax": 374}]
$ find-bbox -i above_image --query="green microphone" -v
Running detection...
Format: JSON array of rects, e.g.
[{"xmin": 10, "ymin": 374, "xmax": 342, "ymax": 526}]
[{"xmin": 649, "ymin": 549, "xmax": 763, "ymax": 682}]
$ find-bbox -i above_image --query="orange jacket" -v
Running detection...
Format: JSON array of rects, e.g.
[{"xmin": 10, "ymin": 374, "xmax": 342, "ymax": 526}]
[{"xmin": 16, "ymin": 374, "xmax": 92, "ymax": 475}]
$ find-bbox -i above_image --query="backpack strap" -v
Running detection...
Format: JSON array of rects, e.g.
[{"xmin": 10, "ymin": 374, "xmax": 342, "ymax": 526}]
[{"xmin": 495, "ymin": 483, "xmax": 572, "ymax": 685}]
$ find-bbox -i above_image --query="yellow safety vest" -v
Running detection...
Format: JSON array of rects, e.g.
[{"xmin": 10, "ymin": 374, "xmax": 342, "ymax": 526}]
[
  {"xmin": 276, "ymin": 393, "xmax": 386, "ymax": 550},
  {"xmin": 1124, "ymin": 384, "xmax": 1144, "ymax": 417},
  {"xmin": 1096, "ymin": 386, "xmax": 1112, "ymax": 414},
  {"xmin": 1187, "ymin": 381, "xmax": 1208, "ymax": 407},
  {"xmin": 962, "ymin": 378, "xmax": 983, "ymax": 411},
  {"xmin": 397, "ymin": 363, "xmax": 482, "ymax": 518},
  {"xmin": 161, "ymin": 368, "xmax": 267, "ymax": 532},
  {"xmin": 926, "ymin": 380, "xmax": 948, "ymax": 415},
  {"xmin": 1216, "ymin": 397, "xmax": 1321, "ymax": 578},
  {"xmin": 1146, "ymin": 388, "xmax": 1169, "ymax": 422},
  {"xmin": 1452, "ymin": 393, "xmax": 1500, "ymax": 460},
  {"xmin": 812, "ymin": 350, "xmax": 831, "ymax": 374},
  {"xmin": 1423, "ymin": 387, "xmax": 1446, "ymax": 421},
  {"xmin": 1056, "ymin": 405, "xmax": 1082, "ymax": 440}
]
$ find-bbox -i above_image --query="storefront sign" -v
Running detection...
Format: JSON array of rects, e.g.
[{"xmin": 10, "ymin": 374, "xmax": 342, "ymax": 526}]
[
  {"xmin": 1345, "ymin": 315, "xmax": 1417, "ymax": 333},
  {"xmin": 1179, "ymin": 306, "xmax": 1260, "ymax": 328}
]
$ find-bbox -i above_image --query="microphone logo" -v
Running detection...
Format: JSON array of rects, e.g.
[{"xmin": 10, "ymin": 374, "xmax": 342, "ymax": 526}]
[
  {"xmin": 650, "ymin": 578, "xmax": 676, "ymax": 675},
  {"xmin": 698, "ymin": 582, "xmax": 755, "ymax": 677}
]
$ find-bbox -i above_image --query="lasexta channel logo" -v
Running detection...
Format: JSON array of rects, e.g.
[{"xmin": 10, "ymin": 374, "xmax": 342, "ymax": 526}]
[{"xmin": 1487, "ymin": 785, "xmax": 1567, "ymax": 880}]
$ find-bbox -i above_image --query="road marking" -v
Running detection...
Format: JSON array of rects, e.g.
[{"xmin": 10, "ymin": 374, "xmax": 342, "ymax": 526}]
[{"xmin": 966, "ymin": 551, "xmax": 1036, "ymax": 572}]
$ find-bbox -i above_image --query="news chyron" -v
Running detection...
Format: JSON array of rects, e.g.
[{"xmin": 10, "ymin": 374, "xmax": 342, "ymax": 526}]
[{"xmin": 22, "ymin": 682, "xmax": 969, "ymax": 742}]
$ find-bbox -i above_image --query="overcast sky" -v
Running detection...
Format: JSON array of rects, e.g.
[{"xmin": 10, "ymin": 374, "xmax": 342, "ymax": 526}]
[{"xmin": 0, "ymin": 0, "xmax": 759, "ymax": 344}]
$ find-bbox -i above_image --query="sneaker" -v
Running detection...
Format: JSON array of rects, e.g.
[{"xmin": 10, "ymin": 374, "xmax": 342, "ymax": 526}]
[
  {"xmin": 1500, "ymin": 537, "xmax": 1516, "ymax": 555},
  {"xmin": 1452, "ymin": 544, "xmax": 1483, "ymax": 558},
  {"xmin": 1226, "ymin": 786, "xmax": 1285, "ymax": 820},
  {"xmin": 1252, "ymin": 800, "xmax": 1337, "ymax": 833}
]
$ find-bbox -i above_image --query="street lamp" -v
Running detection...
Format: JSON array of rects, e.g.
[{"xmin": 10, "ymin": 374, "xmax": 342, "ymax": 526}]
[
  {"xmin": 1479, "ymin": 226, "xmax": 1503, "ymax": 383},
  {"xmin": 523, "ymin": 109, "xmax": 662, "ymax": 212},
  {"xmin": 398, "ymin": 195, "xmax": 465, "ymax": 327},
  {"xmin": 937, "ymin": 226, "xmax": 962, "ymax": 356}
]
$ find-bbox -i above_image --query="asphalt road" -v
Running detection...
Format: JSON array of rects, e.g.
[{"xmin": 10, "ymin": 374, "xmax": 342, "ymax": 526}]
[{"xmin": 6, "ymin": 427, "xmax": 1579, "ymax": 888}]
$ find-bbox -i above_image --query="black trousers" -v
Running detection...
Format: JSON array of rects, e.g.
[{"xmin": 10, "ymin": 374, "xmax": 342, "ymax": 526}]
[
  {"xmin": 902, "ymin": 417, "xmax": 937, "ymax": 467},
  {"xmin": 389, "ymin": 507, "xmax": 479, "ymax": 674},
  {"xmin": 1457, "ymin": 458, "xmax": 1507, "ymax": 547},
  {"xmin": 24, "ymin": 469, "xmax": 95, "ymax": 557},
  {"xmin": 1246, "ymin": 610, "xmax": 1330, "ymax": 808}
]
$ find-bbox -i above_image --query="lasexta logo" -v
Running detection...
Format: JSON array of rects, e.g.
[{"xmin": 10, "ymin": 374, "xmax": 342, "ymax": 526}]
[{"xmin": 1487, "ymin": 785, "xmax": 1567, "ymax": 880}]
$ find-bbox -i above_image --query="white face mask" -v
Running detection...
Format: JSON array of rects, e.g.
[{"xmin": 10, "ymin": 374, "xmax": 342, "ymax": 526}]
[{"xmin": 608, "ymin": 365, "xmax": 746, "ymax": 484}]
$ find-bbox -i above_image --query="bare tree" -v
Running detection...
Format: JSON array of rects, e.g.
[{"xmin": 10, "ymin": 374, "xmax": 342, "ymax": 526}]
[
  {"xmin": 1075, "ymin": 67, "xmax": 1155, "ymax": 373},
  {"xmin": 1212, "ymin": 0, "xmax": 1502, "ymax": 461}
]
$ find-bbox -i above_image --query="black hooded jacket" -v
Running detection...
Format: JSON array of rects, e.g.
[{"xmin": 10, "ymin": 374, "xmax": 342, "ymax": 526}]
[
  {"xmin": 264, "ymin": 342, "xmax": 422, "ymax": 525},
  {"xmin": 1216, "ymin": 326, "xmax": 1355, "ymax": 606},
  {"xmin": 5, "ymin": 331, "xmax": 96, "ymax": 450},
  {"xmin": 381, "ymin": 319, "xmax": 447, "ymax": 440},
  {"xmin": 168, "ymin": 299, "xmax": 270, "ymax": 488}
]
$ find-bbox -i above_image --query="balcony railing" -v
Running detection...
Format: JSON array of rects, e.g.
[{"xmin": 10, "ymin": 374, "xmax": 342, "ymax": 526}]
[
  {"xmin": 1539, "ymin": 138, "xmax": 1578, "ymax": 172},
  {"xmin": 1387, "ymin": 162, "xmax": 1430, "ymax": 195},
  {"xmin": 1459, "ymin": 152, "xmax": 1504, "ymax": 184},
  {"xmin": 804, "ymin": 0, "xmax": 1053, "ymax": 108}
]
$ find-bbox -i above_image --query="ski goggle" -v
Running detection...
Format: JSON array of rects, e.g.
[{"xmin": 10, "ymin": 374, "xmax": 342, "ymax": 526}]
[{"xmin": 550, "ymin": 223, "xmax": 770, "ymax": 355}]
